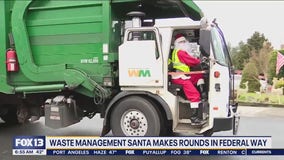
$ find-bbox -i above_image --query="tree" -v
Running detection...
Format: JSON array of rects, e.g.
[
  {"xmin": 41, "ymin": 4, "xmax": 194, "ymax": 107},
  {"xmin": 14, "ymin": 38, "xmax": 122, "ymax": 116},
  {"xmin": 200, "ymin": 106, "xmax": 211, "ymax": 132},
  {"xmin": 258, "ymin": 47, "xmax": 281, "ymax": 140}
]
[
  {"xmin": 241, "ymin": 40, "xmax": 273, "ymax": 91},
  {"xmin": 231, "ymin": 32, "xmax": 275, "ymax": 91},
  {"xmin": 231, "ymin": 41, "xmax": 250, "ymax": 70},
  {"xmin": 247, "ymin": 32, "xmax": 267, "ymax": 53},
  {"xmin": 231, "ymin": 47, "xmax": 239, "ymax": 71},
  {"xmin": 231, "ymin": 32, "xmax": 268, "ymax": 70},
  {"xmin": 240, "ymin": 61, "xmax": 260, "ymax": 92},
  {"xmin": 250, "ymin": 41, "xmax": 273, "ymax": 79}
]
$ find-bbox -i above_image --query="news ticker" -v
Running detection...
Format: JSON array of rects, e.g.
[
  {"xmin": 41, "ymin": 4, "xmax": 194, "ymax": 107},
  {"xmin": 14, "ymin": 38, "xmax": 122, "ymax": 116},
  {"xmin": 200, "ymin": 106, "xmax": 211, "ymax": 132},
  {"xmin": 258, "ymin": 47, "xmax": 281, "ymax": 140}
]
[
  {"xmin": 12, "ymin": 136, "xmax": 284, "ymax": 156},
  {"xmin": 12, "ymin": 149, "xmax": 284, "ymax": 156}
]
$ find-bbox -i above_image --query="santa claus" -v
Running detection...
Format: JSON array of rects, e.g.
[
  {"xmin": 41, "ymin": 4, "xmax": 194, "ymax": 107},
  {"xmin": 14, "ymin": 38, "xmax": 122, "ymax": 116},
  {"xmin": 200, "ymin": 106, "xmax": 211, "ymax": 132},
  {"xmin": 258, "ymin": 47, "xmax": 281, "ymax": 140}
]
[{"xmin": 171, "ymin": 33, "xmax": 207, "ymax": 125}]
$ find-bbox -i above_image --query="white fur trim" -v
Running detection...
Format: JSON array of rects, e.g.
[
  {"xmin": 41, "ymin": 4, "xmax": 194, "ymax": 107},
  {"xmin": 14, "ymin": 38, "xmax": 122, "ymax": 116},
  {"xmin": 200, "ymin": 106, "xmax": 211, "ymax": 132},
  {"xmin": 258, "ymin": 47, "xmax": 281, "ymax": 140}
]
[
  {"xmin": 171, "ymin": 75, "xmax": 190, "ymax": 80},
  {"xmin": 190, "ymin": 102, "xmax": 199, "ymax": 108},
  {"xmin": 197, "ymin": 78, "xmax": 205, "ymax": 86},
  {"xmin": 175, "ymin": 36, "xmax": 186, "ymax": 44}
]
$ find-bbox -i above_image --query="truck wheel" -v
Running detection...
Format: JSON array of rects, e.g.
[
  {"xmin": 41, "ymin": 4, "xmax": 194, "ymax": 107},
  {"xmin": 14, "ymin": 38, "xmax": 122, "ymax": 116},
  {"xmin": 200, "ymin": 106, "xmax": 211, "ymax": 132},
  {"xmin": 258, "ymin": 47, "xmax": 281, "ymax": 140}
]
[
  {"xmin": 110, "ymin": 96, "xmax": 161, "ymax": 136},
  {"xmin": 145, "ymin": 98, "xmax": 172, "ymax": 136}
]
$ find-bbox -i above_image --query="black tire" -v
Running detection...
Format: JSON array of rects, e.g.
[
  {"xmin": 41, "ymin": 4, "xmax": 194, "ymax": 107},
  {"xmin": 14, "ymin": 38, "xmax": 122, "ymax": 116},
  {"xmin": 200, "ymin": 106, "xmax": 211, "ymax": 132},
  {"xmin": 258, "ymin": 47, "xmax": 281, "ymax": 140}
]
[
  {"xmin": 147, "ymin": 99, "xmax": 173, "ymax": 136},
  {"xmin": 110, "ymin": 96, "xmax": 161, "ymax": 136}
]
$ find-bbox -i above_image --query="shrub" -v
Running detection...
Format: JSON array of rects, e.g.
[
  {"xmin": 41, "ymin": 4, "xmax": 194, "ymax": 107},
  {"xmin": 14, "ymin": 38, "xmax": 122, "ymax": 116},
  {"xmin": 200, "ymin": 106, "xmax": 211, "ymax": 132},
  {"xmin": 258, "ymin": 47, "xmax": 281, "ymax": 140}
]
[{"xmin": 241, "ymin": 62, "xmax": 260, "ymax": 92}]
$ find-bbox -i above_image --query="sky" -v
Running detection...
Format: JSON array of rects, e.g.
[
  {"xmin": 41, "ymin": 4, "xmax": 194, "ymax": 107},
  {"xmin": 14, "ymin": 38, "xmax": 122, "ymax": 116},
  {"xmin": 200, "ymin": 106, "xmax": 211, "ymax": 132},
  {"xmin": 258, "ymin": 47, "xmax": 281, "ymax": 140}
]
[{"xmin": 194, "ymin": 1, "xmax": 284, "ymax": 49}]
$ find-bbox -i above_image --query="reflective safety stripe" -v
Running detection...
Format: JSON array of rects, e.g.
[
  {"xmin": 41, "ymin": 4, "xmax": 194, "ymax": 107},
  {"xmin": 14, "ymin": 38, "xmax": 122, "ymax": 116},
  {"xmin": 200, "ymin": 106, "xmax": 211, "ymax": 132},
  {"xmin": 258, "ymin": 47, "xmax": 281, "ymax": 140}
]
[{"xmin": 171, "ymin": 49, "xmax": 190, "ymax": 72}]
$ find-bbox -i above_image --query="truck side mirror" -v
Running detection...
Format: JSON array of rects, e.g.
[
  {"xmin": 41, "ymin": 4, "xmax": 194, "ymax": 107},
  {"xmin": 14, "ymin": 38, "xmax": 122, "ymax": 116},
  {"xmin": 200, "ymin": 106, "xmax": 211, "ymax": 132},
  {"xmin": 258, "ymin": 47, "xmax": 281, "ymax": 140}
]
[{"xmin": 199, "ymin": 30, "xmax": 211, "ymax": 57}]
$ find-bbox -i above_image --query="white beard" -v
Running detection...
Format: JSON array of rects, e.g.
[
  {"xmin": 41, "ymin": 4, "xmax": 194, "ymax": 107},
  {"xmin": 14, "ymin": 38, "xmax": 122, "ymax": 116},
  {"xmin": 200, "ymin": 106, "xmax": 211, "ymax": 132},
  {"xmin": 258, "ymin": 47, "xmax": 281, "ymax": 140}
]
[
  {"xmin": 175, "ymin": 41, "xmax": 200, "ymax": 58},
  {"xmin": 175, "ymin": 41, "xmax": 194, "ymax": 56}
]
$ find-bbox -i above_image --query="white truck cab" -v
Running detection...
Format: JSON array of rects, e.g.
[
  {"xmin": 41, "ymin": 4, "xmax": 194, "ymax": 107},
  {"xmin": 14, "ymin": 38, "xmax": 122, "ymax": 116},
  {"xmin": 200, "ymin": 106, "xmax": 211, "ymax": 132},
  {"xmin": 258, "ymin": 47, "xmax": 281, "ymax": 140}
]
[{"xmin": 106, "ymin": 14, "xmax": 239, "ymax": 136}]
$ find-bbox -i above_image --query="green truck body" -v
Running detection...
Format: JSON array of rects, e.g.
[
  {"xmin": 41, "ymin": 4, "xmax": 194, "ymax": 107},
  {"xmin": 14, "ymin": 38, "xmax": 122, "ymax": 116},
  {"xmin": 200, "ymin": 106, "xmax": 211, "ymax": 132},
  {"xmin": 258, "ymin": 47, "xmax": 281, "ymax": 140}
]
[{"xmin": 0, "ymin": 0, "xmax": 201, "ymax": 96}]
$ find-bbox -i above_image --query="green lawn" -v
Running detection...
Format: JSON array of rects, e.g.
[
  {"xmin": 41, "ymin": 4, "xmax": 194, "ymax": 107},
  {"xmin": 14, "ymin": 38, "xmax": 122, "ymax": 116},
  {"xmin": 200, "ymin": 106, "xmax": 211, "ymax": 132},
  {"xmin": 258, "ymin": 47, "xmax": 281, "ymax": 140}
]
[{"xmin": 237, "ymin": 92, "xmax": 284, "ymax": 105}]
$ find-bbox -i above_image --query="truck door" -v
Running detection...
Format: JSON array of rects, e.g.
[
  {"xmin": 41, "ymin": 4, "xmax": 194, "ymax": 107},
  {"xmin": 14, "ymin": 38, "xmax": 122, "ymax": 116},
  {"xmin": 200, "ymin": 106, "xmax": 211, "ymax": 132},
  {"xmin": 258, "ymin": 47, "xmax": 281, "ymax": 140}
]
[
  {"xmin": 119, "ymin": 28, "xmax": 163, "ymax": 87},
  {"xmin": 200, "ymin": 27, "xmax": 232, "ymax": 118}
]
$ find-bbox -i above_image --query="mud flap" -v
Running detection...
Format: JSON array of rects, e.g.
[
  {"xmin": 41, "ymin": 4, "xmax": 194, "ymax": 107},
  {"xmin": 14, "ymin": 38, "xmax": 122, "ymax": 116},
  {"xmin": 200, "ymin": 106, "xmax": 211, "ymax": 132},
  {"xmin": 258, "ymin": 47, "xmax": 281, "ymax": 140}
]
[{"xmin": 233, "ymin": 113, "xmax": 240, "ymax": 135}]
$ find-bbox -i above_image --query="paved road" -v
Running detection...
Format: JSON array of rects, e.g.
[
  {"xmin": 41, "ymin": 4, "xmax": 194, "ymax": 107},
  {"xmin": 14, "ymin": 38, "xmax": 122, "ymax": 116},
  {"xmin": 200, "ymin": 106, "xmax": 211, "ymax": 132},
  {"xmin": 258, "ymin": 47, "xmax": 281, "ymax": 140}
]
[{"xmin": 0, "ymin": 106, "xmax": 284, "ymax": 160}]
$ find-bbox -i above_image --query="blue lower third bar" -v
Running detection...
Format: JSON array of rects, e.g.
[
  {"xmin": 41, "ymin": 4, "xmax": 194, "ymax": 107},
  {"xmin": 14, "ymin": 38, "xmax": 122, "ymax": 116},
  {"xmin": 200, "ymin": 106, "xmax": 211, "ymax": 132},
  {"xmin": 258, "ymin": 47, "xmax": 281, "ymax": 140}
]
[
  {"xmin": 47, "ymin": 150, "xmax": 171, "ymax": 155},
  {"xmin": 213, "ymin": 149, "xmax": 246, "ymax": 155},
  {"xmin": 47, "ymin": 150, "xmax": 130, "ymax": 155},
  {"xmin": 47, "ymin": 149, "xmax": 284, "ymax": 156},
  {"xmin": 47, "ymin": 149, "xmax": 249, "ymax": 156},
  {"xmin": 247, "ymin": 149, "xmax": 284, "ymax": 155}
]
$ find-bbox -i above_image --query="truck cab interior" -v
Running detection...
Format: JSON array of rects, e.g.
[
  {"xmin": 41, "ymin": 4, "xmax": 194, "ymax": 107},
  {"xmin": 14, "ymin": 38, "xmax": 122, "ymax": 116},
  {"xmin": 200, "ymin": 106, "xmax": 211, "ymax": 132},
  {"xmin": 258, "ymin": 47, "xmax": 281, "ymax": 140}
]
[{"xmin": 168, "ymin": 29, "xmax": 209, "ymax": 101}]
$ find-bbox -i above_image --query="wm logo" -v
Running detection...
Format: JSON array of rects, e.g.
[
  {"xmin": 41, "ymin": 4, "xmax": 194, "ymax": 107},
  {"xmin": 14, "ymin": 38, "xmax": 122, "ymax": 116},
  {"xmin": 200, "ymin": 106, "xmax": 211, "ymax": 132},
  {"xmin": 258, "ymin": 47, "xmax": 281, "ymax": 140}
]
[{"xmin": 128, "ymin": 69, "xmax": 151, "ymax": 77}]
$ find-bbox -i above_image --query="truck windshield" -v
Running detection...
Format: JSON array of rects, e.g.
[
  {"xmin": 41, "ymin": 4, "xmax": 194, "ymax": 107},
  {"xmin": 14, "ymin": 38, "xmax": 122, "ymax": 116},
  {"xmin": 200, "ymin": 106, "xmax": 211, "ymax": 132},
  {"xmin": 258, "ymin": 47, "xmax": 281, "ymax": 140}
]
[{"xmin": 211, "ymin": 27, "xmax": 232, "ymax": 67}]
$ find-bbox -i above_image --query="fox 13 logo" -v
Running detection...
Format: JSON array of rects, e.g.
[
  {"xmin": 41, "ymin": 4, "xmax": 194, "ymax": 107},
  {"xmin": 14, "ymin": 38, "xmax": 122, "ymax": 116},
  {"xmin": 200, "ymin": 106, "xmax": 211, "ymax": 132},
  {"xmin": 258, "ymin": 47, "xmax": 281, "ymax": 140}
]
[{"xmin": 13, "ymin": 136, "xmax": 45, "ymax": 149}]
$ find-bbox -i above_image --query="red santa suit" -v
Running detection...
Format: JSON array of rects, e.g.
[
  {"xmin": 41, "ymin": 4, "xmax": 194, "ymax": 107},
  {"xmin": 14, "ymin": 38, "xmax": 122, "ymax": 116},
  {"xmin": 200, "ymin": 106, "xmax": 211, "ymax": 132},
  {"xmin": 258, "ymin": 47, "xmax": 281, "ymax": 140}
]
[{"xmin": 171, "ymin": 50, "xmax": 204, "ymax": 103}]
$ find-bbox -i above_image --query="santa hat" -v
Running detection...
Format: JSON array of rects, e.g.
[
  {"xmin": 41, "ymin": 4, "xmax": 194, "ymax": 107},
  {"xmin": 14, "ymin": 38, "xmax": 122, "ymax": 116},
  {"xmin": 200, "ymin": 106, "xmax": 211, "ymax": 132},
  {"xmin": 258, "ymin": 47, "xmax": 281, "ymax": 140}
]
[{"xmin": 174, "ymin": 33, "xmax": 186, "ymax": 44}]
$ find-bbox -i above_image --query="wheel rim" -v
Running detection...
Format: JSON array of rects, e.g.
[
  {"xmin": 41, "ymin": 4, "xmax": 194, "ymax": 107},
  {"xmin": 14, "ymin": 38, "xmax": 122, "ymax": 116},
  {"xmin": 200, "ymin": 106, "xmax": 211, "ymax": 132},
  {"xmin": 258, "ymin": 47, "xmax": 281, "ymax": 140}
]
[{"xmin": 121, "ymin": 109, "xmax": 148, "ymax": 136}]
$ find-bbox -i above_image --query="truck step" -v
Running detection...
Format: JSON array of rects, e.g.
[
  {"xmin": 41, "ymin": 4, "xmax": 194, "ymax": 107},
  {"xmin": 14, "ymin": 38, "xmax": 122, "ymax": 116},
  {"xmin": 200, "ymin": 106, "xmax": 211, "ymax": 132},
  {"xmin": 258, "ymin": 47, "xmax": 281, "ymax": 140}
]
[
  {"xmin": 178, "ymin": 118, "xmax": 191, "ymax": 123},
  {"xmin": 173, "ymin": 123, "xmax": 201, "ymax": 134},
  {"xmin": 178, "ymin": 119, "xmax": 208, "ymax": 128},
  {"xmin": 178, "ymin": 98, "xmax": 191, "ymax": 104}
]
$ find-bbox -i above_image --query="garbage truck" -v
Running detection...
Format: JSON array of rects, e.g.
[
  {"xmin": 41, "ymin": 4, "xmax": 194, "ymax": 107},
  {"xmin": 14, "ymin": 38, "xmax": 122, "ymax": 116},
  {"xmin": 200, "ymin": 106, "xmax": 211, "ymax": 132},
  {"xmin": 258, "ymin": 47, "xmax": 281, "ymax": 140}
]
[{"xmin": 0, "ymin": 0, "xmax": 239, "ymax": 136}]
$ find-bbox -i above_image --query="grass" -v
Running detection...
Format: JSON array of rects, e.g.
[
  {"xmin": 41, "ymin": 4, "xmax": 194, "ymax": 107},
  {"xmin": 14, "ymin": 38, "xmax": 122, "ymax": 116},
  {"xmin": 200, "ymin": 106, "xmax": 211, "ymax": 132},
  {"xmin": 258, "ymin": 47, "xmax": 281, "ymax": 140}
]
[{"xmin": 237, "ymin": 92, "xmax": 284, "ymax": 105}]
